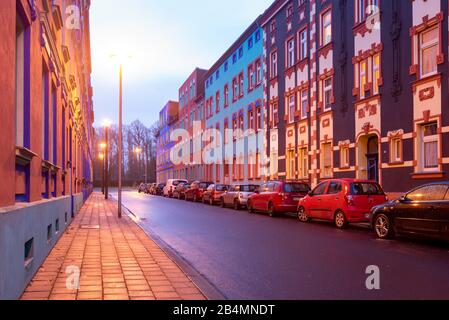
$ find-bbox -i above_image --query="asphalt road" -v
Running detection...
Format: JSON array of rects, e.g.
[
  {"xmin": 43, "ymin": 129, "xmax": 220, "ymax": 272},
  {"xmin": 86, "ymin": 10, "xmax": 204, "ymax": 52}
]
[{"xmin": 113, "ymin": 190, "xmax": 449, "ymax": 300}]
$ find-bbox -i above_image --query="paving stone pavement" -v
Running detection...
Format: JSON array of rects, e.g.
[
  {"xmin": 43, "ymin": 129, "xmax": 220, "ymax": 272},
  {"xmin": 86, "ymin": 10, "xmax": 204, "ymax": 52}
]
[{"xmin": 21, "ymin": 193, "xmax": 206, "ymax": 300}]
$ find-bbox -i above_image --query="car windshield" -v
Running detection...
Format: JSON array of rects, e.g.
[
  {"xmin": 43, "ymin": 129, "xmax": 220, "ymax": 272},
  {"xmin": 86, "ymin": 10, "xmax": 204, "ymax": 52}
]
[
  {"xmin": 216, "ymin": 185, "xmax": 228, "ymax": 191},
  {"xmin": 350, "ymin": 183, "xmax": 384, "ymax": 195},
  {"xmin": 199, "ymin": 183, "xmax": 211, "ymax": 189},
  {"xmin": 240, "ymin": 185, "xmax": 258, "ymax": 192},
  {"xmin": 283, "ymin": 183, "xmax": 310, "ymax": 193}
]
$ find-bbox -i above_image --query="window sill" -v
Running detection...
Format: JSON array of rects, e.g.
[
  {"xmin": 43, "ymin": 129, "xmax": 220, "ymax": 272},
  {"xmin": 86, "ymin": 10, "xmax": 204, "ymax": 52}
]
[{"xmin": 411, "ymin": 171, "xmax": 445, "ymax": 180}]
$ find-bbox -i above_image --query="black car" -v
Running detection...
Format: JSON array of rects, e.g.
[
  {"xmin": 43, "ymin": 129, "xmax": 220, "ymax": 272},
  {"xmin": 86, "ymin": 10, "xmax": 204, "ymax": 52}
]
[
  {"xmin": 154, "ymin": 183, "xmax": 166, "ymax": 196},
  {"xmin": 370, "ymin": 182, "xmax": 449, "ymax": 241}
]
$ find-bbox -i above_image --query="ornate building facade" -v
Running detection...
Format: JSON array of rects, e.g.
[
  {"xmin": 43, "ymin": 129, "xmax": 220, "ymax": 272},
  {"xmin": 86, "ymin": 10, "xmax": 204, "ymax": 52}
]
[
  {"xmin": 0, "ymin": 0, "xmax": 94, "ymax": 299},
  {"xmin": 261, "ymin": 0, "xmax": 449, "ymax": 193}
]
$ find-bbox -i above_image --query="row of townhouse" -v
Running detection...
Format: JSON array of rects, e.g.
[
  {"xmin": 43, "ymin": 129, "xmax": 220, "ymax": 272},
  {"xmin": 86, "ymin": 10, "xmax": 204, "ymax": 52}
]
[
  {"xmin": 157, "ymin": 0, "xmax": 449, "ymax": 195},
  {"xmin": 0, "ymin": 0, "xmax": 94, "ymax": 299}
]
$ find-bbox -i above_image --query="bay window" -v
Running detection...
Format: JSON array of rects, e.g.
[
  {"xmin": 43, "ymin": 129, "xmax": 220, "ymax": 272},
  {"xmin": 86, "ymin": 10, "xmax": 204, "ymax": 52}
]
[{"xmin": 420, "ymin": 27, "xmax": 439, "ymax": 78}]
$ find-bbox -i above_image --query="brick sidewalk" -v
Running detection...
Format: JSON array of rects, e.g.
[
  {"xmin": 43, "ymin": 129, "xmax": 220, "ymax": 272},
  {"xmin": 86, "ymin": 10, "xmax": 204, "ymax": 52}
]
[{"xmin": 21, "ymin": 193, "xmax": 206, "ymax": 300}]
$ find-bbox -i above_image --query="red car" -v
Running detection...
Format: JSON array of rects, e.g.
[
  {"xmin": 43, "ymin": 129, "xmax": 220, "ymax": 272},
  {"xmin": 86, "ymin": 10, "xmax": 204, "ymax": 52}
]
[
  {"xmin": 247, "ymin": 181, "xmax": 311, "ymax": 217},
  {"xmin": 202, "ymin": 184, "xmax": 230, "ymax": 205},
  {"xmin": 185, "ymin": 181, "xmax": 213, "ymax": 202},
  {"xmin": 297, "ymin": 179, "xmax": 388, "ymax": 229}
]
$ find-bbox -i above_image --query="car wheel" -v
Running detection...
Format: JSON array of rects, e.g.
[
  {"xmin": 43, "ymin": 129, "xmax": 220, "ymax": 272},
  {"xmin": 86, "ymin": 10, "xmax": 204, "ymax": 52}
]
[
  {"xmin": 374, "ymin": 214, "xmax": 395, "ymax": 239},
  {"xmin": 247, "ymin": 201, "xmax": 254, "ymax": 213},
  {"xmin": 297, "ymin": 207, "xmax": 310, "ymax": 223},
  {"xmin": 234, "ymin": 199, "xmax": 240, "ymax": 211},
  {"xmin": 334, "ymin": 211, "xmax": 348, "ymax": 229},
  {"xmin": 268, "ymin": 202, "xmax": 276, "ymax": 217},
  {"xmin": 220, "ymin": 198, "xmax": 225, "ymax": 208}
]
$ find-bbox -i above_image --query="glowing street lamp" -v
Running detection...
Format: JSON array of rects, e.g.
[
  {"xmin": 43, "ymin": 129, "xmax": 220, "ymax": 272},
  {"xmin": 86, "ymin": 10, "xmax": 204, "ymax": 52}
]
[{"xmin": 110, "ymin": 54, "xmax": 132, "ymax": 219}]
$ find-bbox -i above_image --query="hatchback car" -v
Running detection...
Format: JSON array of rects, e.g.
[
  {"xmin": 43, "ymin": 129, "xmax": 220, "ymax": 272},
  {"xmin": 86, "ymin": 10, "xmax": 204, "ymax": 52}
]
[
  {"xmin": 163, "ymin": 179, "xmax": 189, "ymax": 198},
  {"xmin": 185, "ymin": 181, "xmax": 213, "ymax": 202},
  {"xmin": 138, "ymin": 183, "xmax": 147, "ymax": 193},
  {"xmin": 202, "ymin": 184, "xmax": 230, "ymax": 205},
  {"xmin": 247, "ymin": 181, "xmax": 310, "ymax": 217},
  {"xmin": 220, "ymin": 184, "xmax": 259, "ymax": 210},
  {"xmin": 371, "ymin": 182, "xmax": 449, "ymax": 241},
  {"xmin": 297, "ymin": 179, "xmax": 388, "ymax": 229},
  {"xmin": 154, "ymin": 183, "xmax": 166, "ymax": 196},
  {"xmin": 173, "ymin": 183, "xmax": 190, "ymax": 200}
]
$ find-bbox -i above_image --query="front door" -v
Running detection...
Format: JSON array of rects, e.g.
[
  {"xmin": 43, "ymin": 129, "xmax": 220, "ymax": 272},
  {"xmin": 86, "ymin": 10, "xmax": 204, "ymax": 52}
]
[{"xmin": 366, "ymin": 136, "xmax": 379, "ymax": 182}]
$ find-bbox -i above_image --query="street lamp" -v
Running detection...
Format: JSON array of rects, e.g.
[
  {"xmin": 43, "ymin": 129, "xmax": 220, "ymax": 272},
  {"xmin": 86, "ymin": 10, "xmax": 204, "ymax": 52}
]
[
  {"xmin": 111, "ymin": 54, "xmax": 131, "ymax": 219},
  {"xmin": 134, "ymin": 147, "xmax": 143, "ymax": 183}
]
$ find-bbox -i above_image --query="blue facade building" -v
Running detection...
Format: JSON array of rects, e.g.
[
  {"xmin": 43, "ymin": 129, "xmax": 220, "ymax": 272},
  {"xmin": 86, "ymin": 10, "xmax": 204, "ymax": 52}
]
[{"xmin": 204, "ymin": 17, "xmax": 265, "ymax": 184}]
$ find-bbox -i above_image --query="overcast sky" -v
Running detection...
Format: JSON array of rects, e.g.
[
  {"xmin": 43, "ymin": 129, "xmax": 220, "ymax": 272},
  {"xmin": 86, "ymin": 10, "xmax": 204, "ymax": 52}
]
[{"xmin": 90, "ymin": 0, "xmax": 274, "ymax": 127}]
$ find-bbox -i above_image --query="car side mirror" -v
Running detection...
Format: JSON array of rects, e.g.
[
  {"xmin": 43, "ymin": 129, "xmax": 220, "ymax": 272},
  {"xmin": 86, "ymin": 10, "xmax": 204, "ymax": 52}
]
[{"xmin": 398, "ymin": 195, "xmax": 408, "ymax": 202}]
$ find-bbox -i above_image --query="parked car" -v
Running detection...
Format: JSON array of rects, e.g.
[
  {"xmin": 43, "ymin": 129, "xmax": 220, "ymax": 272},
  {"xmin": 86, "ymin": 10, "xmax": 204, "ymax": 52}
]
[
  {"xmin": 248, "ymin": 181, "xmax": 310, "ymax": 217},
  {"xmin": 297, "ymin": 179, "xmax": 388, "ymax": 229},
  {"xmin": 163, "ymin": 179, "xmax": 188, "ymax": 198},
  {"xmin": 138, "ymin": 183, "xmax": 147, "ymax": 193},
  {"xmin": 370, "ymin": 182, "xmax": 449, "ymax": 241},
  {"xmin": 154, "ymin": 183, "xmax": 166, "ymax": 196},
  {"xmin": 202, "ymin": 184, "xmax": 230, "ymax": 205},
  {"xmin": 220, "ymin": 184, "xmax": 260, "ymax": 210},
  {"xmin": 173, "ymin": 183, "xmax": 190, "ymax": 200},
  {"xmin": 185, "ymin": 181, "xmax": 213, "ymax": 202},
  {"xmin": 145, "ymin": 183, "xmax": 156, "ymax": 194}
]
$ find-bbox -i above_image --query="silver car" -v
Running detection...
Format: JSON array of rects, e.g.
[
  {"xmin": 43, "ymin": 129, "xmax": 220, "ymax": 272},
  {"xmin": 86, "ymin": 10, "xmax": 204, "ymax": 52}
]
[{"xmin": 220, "ymin": 184, "xmax": 260, "ymax": 210}]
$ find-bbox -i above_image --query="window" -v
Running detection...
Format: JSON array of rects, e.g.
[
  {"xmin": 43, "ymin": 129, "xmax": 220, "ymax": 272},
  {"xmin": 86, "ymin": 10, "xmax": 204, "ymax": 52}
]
[
  {"xmin": 270, "ymin": 20, "xmax": 276, "ymax": 33},
  {"xmin": 321, "ymin": 10, "xmax": 332, "ymax": 46},
  {"xmin": 356, "ymin": 0, "xmax": 366, "ymax": 23},
  {"xmin": 298, "ymin": 147, "xmax": 308, "ymax": 179},
  {"xmin": 232, "ymin": 78, "xmax": 238, "ymax": 101},
  {"xmin": 287, "ymin": 149, "xmax": 296, "ymax": 179},
  {"xmin": 299, "ymin": 29, "xmax": 308, "ymax": 60},
  {"xmin": 239, "ymin": 113, "xmax": 244, "ymax": 133},
  {"xmin": 248, "ymin": 64, "xmax": 255, "ymax": 90},
  {"xmin": 271, "ymin": 51, "xmax": 278, "ymax": 78},
  {"xmin": 300, "ymin": 90, "xmax": 308, "ymax": 118},
  {"xmin": 224, "ymin": 120, "xmax": 229, "ymax": 144},
  {"xmin": 248, "ymin": 109, "xmax": 255, "ymax": 131},
  {"xmin": 390, "ymin": 138, "xmax": 402, "ymax": 163},
  {"xmin": 420, "ymin": 27, "xmax": 439, "ymax": 77},
  {"xmin": 255, "ymin": 30, "xmax": 261, "ymax": 42},
  {"xmin": 215, "ymin": 91, "xmax": 220, "ymax": 113},
  {"xmin": 323, "ymin": 77, "xmax": 333, "ymax": 110},
  {"xmin": 373, "ymin": 53, "xmax": 380, "ymax": 94},
  {"xmin": 238, "ymin": 73, "xmax": 244, "ymax": 97},
  {"xmin": 327, "ymin": 181, "xmax": 342, "ymax": 195},
  {"xmin": 407, "ymin": 185, "xmax": 448, "ymax": 202},
  {"xmin": 287, "ymin": 5, "xmax": 294, "ymax": 18},
  {"xmin": 256, "ymin": 107, "xmax": 262, "ymax": 131},
  {"xmin": 255, "ymin": 59, "xmax": 262, "ymax": 85},
  {"xmin": 271, "ymin": 103, "xmax": 279, "ymax": 126},
  {"xmin": 233, "ymin": 53, "xmax": 237, "ymax": 64},
  {"xmin": 359, "ymin": 59, "xmax": 367, "ymax": 98},
  {"xmin": 224, "ymin": 61, "xmax": 229, "ymax": 72},
  {"xmin": 322, "ymin": 142, "xmax": 332, "ymax": 178},
  {"xmin": 288, "ymin": 95, "xmax": 296, "ymax": 123},
  {"xmin": 341, "ymin": 146, "xmax": 350, "ymax": 168},
  {"xmin": 239, "ymin": 47, "xmax": 243, "ymax": 58},
  {"xmin": 312, "ymin": 181, "xmax": 328, "ymax": 196},
  {"xmin": 248, "ymin": 37, "xmax": 253, "ymax": 49},
  {"xmin": 16, "ymin": 15, "xmax": 27, "ymax": 147},
  {"xmin": 420, "ymin": 122, "xmax": 438, "ymax": 171},
  {"xmin": 216, "ymin": 70, "xmax": 220, "ymax": 80},
  {"xmin": 287, "ymin": 38, "xmax": 295, "ymax": 68},
  {"xmin": 224, "ymin": 84, "xmax": 229, "ymax": 107}
]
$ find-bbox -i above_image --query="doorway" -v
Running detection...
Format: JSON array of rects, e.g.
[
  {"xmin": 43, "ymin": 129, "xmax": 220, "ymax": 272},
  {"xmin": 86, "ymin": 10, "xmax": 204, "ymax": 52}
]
[{"xmin": 366, "ymin": 136, "xmax": 379, "ymax": 182}]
